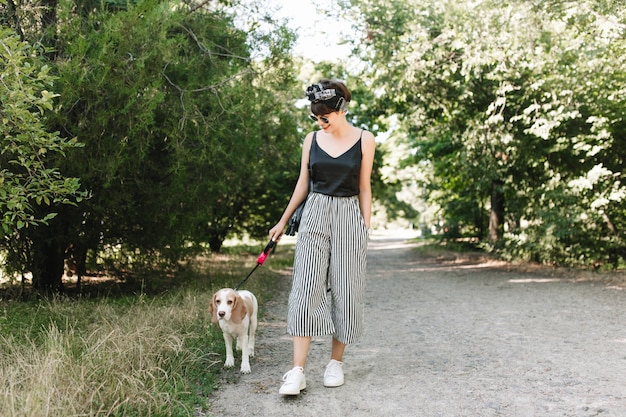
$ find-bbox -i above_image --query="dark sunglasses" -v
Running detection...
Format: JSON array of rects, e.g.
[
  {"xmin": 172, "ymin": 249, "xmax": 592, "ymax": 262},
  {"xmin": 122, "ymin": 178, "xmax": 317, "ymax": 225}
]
[{"xmin": 309, "ymin": 114, "xmax": 330, "ymax": 124}]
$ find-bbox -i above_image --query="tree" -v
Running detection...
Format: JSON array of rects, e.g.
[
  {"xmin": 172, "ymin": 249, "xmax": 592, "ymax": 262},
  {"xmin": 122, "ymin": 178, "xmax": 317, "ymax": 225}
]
[
  {"xmin": 2, "ymin": 0, "xmax": 302, "ymax": 291},
  {"xmin": 0, "ymin": 28, "xmax": 84, "ymax": 285},
  {"xmin": 346, "ymin": 0, "xmax": 626, "ymax": 266}
]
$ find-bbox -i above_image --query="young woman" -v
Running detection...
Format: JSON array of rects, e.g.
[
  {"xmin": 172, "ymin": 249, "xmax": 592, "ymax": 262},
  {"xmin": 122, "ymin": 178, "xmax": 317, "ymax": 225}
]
[{"xmin": 269, "ymin": 79, "xmax": 376, "ymax": 395}]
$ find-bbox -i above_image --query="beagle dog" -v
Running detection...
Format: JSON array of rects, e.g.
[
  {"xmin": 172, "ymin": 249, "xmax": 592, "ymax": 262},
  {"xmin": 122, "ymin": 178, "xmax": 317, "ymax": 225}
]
[{"xmin": 209, "ymin": 288, "xmax": 258, "ymax": 374}]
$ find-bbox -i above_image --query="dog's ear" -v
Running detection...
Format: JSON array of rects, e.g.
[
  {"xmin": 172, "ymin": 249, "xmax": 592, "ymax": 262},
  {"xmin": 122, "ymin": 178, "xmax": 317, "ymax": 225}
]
[
  {"xmin": 209, "ymin": 293, "xmax": 219, "ymax": 324},
  {"xmin": 231, "ymin": 293, "xmax": 248, "ymax": 324}
]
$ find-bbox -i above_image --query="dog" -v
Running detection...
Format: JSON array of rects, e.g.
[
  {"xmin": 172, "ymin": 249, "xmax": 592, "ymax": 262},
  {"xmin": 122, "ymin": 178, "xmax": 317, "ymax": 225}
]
[{"xmin": 209, "ymin": 288, "xmax": 258, "ymax": 374}]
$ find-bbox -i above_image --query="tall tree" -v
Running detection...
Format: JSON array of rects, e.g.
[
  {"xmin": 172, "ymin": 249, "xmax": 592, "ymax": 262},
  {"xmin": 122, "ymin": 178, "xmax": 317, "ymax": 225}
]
[{"xmin": 346, "ymin": 0, "xmax": 626, "ymax": 266}]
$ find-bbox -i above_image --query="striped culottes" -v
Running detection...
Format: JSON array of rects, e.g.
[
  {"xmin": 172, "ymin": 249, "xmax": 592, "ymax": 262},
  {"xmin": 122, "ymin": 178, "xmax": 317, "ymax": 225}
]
[{"xmin": 287, "ymin": 192, "xmax": 368, "ymax": 345}]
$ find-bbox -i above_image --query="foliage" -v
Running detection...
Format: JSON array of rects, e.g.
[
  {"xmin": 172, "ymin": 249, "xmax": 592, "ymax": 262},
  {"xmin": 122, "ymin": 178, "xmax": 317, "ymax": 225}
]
[
  {"xmin": 0, "ymin": 28, "xmax": 84, "ymax": 233},
  {"xmin": 1, "ymin": 0, "xmax": 301, "ymax": 290},
  {"xmin": 5, "ymin": 0, "xmax": 625, "ymax": 288},
  {"xmin": 345, "ymin": 0, "xmax": 626, "ymax": 267},
  {"xmin": 0, "ymin": 27, "xmax": 86, "ymax": 283}
]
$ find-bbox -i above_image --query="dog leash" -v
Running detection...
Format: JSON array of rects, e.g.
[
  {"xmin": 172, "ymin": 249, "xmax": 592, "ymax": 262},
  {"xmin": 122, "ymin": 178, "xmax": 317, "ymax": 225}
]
[{"xmin": 234, "ymin": 239, "xmax": 276, "ymax": 291}]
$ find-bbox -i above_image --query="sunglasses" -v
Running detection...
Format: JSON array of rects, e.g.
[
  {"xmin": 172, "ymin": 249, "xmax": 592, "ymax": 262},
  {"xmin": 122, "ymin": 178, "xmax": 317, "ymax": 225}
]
[{"xmin": 309, "ymin": 114, "xmax": 330, "ymax": 124}]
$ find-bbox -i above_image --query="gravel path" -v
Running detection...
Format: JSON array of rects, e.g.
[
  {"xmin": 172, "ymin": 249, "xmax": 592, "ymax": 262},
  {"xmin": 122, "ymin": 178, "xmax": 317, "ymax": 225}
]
[{"xmin": 207, "ymin": 232, "xmax": 626, "ymax": 417}]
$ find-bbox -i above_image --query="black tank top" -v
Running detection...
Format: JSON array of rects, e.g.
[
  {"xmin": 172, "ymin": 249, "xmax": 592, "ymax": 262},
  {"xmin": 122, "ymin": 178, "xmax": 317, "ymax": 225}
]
[{"xmin": 309, "ymin": 130, "xmax": 363, "ymax": 197}]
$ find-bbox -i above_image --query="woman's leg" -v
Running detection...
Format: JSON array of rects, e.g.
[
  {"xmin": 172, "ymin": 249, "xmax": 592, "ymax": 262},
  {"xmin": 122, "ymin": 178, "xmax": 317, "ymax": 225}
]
[
  {"xmin": 328, "ymin": 196, "xmax": 368, "ymax": 345},
  {"xmin": 280, "ymin": 336, "xmax": 310, "ymax": 395},
  {"xmin": 331, "ymin": 337, "xmax": 346, "ymax": 362},
  {"xmin": 324, "ymin": 337, "xmax": 347, "ymax": 388},
  {"xmin": 293, "ymin": 336, "xmax": 312, "ymax": 367}
]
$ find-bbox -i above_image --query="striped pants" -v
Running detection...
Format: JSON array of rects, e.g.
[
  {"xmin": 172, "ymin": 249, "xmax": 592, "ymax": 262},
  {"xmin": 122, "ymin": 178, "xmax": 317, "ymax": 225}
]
[{"xmin": 287, "ymin": 192, "xmax": 368, "ymax": 345}]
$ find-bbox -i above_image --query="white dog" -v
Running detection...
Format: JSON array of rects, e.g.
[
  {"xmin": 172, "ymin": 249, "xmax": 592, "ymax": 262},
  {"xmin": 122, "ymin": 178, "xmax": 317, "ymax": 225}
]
[{"xmin": 209, "ymin": 288, "xmax": 258, "ymax": 374}]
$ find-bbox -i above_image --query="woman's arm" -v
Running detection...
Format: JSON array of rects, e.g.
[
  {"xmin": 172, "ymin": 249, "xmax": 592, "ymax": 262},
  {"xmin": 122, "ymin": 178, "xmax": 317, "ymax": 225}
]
[
  {"xmin": 359, "ymin": 131, "xmax": 376, "ymax": 229},
  {"xmin": 269, "ymin": 132, "xmax": 314, "ymax": 242}
]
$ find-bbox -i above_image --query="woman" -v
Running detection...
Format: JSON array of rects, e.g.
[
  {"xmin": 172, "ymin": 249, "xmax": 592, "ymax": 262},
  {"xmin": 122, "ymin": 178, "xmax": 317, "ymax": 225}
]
[{"xmin": 269, "ymin": 79, "xmax": 376, "ymax": 395}]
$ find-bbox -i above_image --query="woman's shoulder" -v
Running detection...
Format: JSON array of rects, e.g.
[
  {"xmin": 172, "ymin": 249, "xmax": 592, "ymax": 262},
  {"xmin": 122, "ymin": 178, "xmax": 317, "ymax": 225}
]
[
  {"xmin": 359, "ymin": 129, "xmax": 376, "ymax": 147},
  {"xmin": 302, "ymin": 130, "xmax": 318, "ymax": 151},
  {"xmin": 304, "ymin": 130, "xmax": 320, "ymax": 141},
  {"xmin": 360, "ymin": 129, "xmax": 375, "ymax": 140}
]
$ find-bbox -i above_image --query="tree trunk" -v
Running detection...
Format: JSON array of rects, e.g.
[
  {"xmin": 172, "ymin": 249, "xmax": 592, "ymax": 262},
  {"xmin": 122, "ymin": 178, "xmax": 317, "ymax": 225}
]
[
  {"xmin": 489, "ymin": 180, "xmax": 505, "ymax": 243},
  {"xmin": 31, "ymin": 239, "xmax": 64, "ymax": 293},
  {"xmin": 209, "ymin": 236, "xmax": 225, "ymax": 253}
]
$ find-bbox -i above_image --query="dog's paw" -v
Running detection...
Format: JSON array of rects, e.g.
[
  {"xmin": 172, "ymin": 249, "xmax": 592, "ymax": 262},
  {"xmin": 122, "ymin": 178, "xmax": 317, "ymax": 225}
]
[
  {"xmin": 249, "ymin": 347, "xmax": 255, "ymax": 357},
  {"xmin": 224, "ymin": 357, "xmax": 235, "ymax": 368},
  {"xmin": 240, "ymin": 363, "xmax": 251, "ymax": 374}
]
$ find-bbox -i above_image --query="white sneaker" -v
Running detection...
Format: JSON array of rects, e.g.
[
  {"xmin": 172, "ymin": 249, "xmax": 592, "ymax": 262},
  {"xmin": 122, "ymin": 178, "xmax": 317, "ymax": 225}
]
[
  {"xmin": 279, "ymin": 367, "xmax": 306, "ymax": 395},
  {"xmin": 324, "ymin": 360, "xmax": 344, "ymax": 387}
]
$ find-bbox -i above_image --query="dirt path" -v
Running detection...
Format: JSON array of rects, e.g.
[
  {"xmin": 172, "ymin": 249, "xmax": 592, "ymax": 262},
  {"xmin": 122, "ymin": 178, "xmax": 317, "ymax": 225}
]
[{"xmin": 206, "ymin": 232, "xmax": 626, "ymax": 417}]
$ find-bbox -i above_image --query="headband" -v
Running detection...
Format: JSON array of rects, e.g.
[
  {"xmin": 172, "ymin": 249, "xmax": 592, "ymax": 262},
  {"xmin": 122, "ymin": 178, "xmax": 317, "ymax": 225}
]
[{"xmin": 305, "ymin": 83, "xmax": 348, "ymax": 111}]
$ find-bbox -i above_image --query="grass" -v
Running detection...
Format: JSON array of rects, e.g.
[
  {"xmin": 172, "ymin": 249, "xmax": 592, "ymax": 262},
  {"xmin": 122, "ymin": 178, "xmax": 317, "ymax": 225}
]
[
  {"xmin": 410, "ymin": 238, "xmax": 485, "ymax": 258},
  {"xmin": 0, "ymin": 241, "xmax": 295, "ymax": 417}
]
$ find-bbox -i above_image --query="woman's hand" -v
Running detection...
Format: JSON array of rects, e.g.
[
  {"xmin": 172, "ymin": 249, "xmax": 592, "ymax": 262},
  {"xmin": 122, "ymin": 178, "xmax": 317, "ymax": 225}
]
[{"xmin": 269, "ymin": 221, "xmax": 286, "ymax": 243}]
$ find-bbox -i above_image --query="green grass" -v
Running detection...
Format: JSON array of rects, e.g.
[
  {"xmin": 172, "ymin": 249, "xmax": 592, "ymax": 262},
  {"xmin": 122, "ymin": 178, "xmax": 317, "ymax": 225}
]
[
  {"xmin": 0, "ymin": 242, "xmax": 295, "ymax": 417},
  {"xmin": 410, "ymin": 237, "xmax": 482, "ymax": 256}
]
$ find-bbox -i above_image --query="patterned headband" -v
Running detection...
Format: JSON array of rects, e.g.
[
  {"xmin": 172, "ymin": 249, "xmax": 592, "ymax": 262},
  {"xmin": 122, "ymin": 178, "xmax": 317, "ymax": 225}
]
[{"xmin": 305, "ymin": 83, "xmax": 348, "ymax": 111}]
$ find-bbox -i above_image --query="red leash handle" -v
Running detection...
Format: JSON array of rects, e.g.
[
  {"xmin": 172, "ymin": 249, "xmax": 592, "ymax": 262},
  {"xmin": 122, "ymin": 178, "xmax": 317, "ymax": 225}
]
[
  {"xmin": 256, "ymin": 239, "xmax": 276, "ymax": 265},
  {"xmin": 234, "ymin": 239, "xmax": 277, "ymax": 291}
]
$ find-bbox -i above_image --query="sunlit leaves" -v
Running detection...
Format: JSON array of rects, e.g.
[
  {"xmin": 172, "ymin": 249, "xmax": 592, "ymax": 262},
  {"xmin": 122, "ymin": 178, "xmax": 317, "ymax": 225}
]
[
  {"xmin": 0, "ymin": 29, "xmax": 84, "ymax": 237},
  {"xmin": 348, "ymin": 0, "xmax": 626, "ymax": 266}
]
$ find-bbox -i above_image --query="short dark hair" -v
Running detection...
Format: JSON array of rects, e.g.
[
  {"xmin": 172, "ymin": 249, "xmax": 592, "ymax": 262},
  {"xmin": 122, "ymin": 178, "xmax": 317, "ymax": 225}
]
[{"xmin": 309, "ymin": 79, "xmax": 351, "ymax": 115}]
